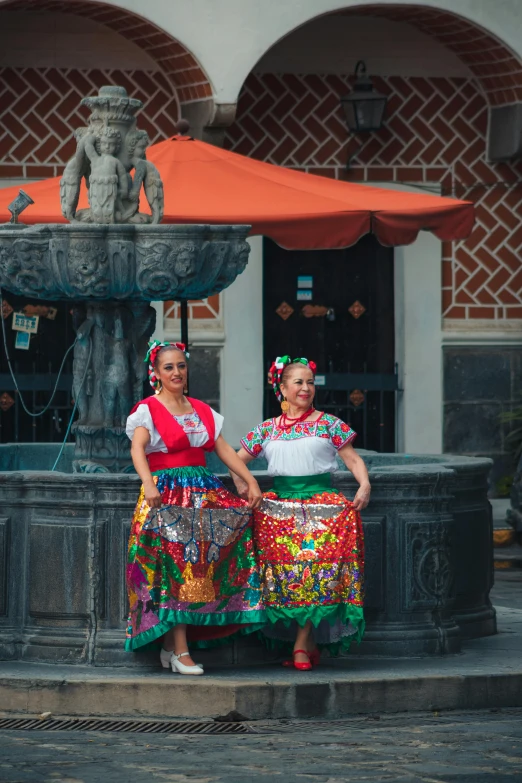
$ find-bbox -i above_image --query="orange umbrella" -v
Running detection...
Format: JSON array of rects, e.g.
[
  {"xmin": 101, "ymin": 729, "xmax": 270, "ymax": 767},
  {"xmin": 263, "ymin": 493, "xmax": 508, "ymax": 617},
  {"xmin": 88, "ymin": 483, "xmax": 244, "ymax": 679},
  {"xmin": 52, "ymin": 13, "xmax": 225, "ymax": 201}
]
[{"xmin": 0, "ymin": 135, "xmax": 474, "ymax": 248}]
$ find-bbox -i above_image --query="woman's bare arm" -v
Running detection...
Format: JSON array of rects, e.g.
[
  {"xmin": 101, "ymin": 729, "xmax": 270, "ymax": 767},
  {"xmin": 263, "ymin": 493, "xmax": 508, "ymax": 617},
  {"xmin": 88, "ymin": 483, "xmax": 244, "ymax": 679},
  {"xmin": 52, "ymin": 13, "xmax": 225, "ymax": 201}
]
[
  {"xmin": 214, "ymin": 436, "xmax": 261, "ymax": 508},
  {"xmin": 229, "ymin": 446, "xmax": 255, "ymax": 499},
  {"xmin": 337, "ymin": 443, "xmax": 371, "ymax": 511},
  {"xmin": 130, "ymin": 426, "xmax": 162, "ymax": 508}
]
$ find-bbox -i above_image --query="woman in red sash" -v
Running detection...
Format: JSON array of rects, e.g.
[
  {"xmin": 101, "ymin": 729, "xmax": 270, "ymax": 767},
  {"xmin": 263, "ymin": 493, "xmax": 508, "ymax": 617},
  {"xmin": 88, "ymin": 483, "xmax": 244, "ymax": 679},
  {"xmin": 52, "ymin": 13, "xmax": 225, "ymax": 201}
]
[{"xmin": 125, "ymin": 341, "xmax": 264, "ymax": 675}]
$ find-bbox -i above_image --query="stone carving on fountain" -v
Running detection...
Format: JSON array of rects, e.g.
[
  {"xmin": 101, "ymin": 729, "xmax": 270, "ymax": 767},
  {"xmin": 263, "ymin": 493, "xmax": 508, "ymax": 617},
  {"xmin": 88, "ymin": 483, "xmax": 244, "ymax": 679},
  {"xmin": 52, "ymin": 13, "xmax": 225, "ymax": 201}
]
[
  {"xmin": 70, "ymin": 300, "xmax": 156, "ymax": 473},
  {"xmin": 0, "ymin": 225, "xmax": 251, "ymax": 301},
  {"xmin": 60, "ymin": 86, "xmax": 164, "ymax": 226},
  {"xmin": 0, "ymin": 86, "xmax": 252, "ymax": 473}
]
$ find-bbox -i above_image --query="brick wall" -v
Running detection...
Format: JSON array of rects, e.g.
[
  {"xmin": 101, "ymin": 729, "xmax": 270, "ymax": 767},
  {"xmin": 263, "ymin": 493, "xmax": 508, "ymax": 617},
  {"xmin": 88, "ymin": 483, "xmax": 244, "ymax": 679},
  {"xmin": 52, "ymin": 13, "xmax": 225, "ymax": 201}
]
[
  {"xmin": 0, "ymin": 66, "xmax": 179, "ymax": 179},
  {"xmin": 226, "ymin": 73, "xmax": 522, "ymax": 320}
]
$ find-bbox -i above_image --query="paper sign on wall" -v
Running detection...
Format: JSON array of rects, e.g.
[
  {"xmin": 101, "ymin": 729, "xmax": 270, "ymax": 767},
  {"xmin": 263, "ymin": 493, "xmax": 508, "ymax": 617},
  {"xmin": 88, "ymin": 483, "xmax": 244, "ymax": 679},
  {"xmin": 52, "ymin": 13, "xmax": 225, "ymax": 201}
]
[
  {"xmin": 12, "ymin": 312, "xmax": 39, "ymax": 333},
  {"xmin": 15, "ymin": 331, "xmax": 30, "ymax": 350},
  {"xmin": 297, "ymin": 275, "xmax": 313, "ymax": 289},
  {"xmin": 315, "ymin": 375, "xmax": 326, "ymax": 386},
  {"xmin": 297, "ymin": 290, "xmax": 313, "ymax": 301}
]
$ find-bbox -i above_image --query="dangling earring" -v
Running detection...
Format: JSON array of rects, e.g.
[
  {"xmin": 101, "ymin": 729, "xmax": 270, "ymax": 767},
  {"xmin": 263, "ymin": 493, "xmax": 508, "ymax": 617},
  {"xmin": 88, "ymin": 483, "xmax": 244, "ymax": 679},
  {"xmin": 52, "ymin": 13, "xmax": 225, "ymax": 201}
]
[
  {"xmin": 155, "ymin": 383, "xmax": 162, "ymax": 395},
  {"xmin": 281, "ymin": 397, "xmax": 289, "ymax": 413}
]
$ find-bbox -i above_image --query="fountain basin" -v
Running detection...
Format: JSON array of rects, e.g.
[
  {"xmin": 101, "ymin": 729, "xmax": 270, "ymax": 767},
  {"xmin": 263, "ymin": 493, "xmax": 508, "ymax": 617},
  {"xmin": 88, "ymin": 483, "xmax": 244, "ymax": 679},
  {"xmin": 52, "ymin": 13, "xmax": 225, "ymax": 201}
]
[
  {"xmin": 0, "ymin": 223, "xmax": 251, "ymax": 301},
  {"xmin": 0, "ymin": 452, "xmax": 494, "ymax": 664}
]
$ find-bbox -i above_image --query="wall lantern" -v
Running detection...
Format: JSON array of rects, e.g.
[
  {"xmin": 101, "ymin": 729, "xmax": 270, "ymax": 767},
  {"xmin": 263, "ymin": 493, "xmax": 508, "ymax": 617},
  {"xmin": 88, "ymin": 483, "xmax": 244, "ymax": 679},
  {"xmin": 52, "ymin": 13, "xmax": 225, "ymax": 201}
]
[{"xmin": 340, "ymin": 60, "xmax": 387, "ymax": 133}]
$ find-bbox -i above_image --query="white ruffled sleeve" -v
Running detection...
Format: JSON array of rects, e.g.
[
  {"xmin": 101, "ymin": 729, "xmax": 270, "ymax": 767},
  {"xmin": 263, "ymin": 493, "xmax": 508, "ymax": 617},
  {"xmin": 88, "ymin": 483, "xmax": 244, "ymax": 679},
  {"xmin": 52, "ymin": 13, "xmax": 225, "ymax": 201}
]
[
  {"xmin": 211, "ymin": 407, "xmax": 224, "ymax": 440},
  {"xmin": 125, "ymin": 403, "xmax": 154, "ymax": 442}
]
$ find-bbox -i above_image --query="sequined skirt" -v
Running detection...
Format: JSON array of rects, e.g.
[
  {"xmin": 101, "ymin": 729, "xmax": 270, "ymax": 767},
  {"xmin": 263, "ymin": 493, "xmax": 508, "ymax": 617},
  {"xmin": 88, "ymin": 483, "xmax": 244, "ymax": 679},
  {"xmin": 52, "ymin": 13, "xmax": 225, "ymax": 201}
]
[
  {"xmin": 254, "ymin": 482, "xmax": 365, "ymax": 653},
  {"xmin": 125, "ymin": 466, "xmax": 265, "ymax": 651}
]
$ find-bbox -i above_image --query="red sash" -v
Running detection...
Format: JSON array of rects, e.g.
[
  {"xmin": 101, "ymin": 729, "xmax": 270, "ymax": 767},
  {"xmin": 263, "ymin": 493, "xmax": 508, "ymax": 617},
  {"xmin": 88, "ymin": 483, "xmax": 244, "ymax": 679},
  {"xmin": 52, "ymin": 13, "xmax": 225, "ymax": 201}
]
[{"xmin": 130, "ymin": 395, "xmax": 216, "ymax": 470}]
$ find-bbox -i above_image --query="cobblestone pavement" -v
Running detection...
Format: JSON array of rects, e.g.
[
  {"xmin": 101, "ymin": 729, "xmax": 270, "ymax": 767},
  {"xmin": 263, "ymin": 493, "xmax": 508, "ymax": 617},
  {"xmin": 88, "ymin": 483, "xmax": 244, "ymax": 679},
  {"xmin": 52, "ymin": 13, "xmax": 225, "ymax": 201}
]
[{"xmin": 0, "ymin": 708, "xmax": 521, "ymax": 783}]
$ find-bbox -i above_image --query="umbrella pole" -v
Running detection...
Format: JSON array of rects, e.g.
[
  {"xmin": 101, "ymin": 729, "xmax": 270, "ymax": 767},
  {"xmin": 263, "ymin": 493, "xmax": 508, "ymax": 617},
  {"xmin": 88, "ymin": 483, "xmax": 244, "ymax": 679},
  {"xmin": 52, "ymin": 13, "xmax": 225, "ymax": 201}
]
[{"xmin": 180, "ymin": 299, "xmax": 189, "ymax": 393}]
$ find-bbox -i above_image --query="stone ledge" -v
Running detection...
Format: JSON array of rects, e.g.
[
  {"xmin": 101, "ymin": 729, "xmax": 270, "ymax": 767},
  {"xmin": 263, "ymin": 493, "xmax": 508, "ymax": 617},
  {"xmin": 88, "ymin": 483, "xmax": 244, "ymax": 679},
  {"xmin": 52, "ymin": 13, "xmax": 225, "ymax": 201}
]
[
  {"xmin": 1, "ymin": 608, "xmax": 520, "ymax": 720},
  {"xmin": 1, "ymin": 668, "xmax": 521, "ymax": 721}
]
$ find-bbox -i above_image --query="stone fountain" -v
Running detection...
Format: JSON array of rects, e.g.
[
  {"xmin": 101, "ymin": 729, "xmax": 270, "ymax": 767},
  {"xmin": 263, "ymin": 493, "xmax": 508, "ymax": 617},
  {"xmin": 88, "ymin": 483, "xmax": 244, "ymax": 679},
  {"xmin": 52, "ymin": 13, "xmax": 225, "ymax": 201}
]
[
  {"xmin": 0, "ymin": 87, "xmax": 496, "ymax": 667},
  {"xmin": 0, "ymin": 86, "xmax": 250, "ymax": 472}
]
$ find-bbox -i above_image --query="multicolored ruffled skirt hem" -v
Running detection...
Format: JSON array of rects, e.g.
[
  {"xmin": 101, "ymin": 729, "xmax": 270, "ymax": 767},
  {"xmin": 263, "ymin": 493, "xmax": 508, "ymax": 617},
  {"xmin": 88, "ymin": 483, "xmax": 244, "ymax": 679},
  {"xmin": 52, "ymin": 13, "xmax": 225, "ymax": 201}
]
[
  {"xmin": 125, "ymin": 466, "xmax": 266, "ymax": 652},
  {"xmin": 254, "ymin": 473, "xmax": 365, "ymax": 655}
]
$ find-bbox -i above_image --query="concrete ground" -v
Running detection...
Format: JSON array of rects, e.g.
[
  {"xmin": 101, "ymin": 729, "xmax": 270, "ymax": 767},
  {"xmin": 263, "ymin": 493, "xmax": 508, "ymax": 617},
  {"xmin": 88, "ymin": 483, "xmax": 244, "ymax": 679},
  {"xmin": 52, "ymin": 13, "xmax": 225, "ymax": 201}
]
[
  {"xmin": 0, "ymin": 563, "xmax": 520, "ymax": 781},
  {"xmin": 0, "ymin": 708, "xmax": 521, "ymax": 782}
]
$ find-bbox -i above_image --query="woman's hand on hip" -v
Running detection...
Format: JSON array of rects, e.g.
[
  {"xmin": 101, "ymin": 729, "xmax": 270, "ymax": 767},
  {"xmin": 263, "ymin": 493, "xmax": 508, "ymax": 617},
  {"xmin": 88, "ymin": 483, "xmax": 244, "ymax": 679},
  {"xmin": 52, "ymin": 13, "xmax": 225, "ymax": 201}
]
[
  {"xmin": 247, "ymin": 479, "xmax": 263, "ymax": 510},
  {"xmin": 353, "ymin": 482, "xmax": 371, "ymax": 511},
  {"xmin": 144, "ymin": 480, "xmax": 162, "ymax": 508}
]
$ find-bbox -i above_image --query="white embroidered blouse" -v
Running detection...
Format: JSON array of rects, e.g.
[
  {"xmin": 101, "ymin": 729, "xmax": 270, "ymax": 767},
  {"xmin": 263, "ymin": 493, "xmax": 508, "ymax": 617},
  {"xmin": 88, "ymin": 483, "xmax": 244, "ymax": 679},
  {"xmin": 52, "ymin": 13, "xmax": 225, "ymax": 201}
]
[
  {"xmin": 126, "ymin": 404, "xmax": 224, "ymax": 455},
  {"xmin": 240, "ymin": 413, "xmax": 356, "ymax": 477}
]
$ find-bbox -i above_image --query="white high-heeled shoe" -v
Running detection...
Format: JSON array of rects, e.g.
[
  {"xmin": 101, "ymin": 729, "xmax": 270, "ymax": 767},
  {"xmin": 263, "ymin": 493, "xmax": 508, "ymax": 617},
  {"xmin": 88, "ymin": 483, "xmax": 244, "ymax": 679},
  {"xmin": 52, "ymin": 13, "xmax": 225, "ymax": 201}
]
[
  {"xmin": 160, "ymin": 648, "xmax": 173, "ymax": 669},
  {"xmin": 160, "ymin": 649, "xmax": 204, "ymax": 671},
  {"xmin": 171, "ymin": 651, "xmax": 204, "ymax": 676}
]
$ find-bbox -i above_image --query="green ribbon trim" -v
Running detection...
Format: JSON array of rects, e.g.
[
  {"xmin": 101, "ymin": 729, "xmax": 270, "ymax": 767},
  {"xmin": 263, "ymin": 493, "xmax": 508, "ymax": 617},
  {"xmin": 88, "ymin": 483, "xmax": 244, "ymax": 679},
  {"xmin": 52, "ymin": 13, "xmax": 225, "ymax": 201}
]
[
  {"xmin": 124, "ymin": 609, "xmax": 267, "ymax": 652},
  {"xmin": 272, "ymin": 473, "xmax": 333, "ymax": 499},
  {"xmin": 261, "ymin": 604, "xmax": 365, "ymax": 656}
]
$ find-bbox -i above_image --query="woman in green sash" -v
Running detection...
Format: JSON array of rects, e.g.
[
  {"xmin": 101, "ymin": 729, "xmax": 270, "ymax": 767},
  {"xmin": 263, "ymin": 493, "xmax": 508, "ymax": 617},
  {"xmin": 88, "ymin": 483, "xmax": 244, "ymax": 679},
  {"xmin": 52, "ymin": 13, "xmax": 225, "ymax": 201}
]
[{"xmin": 232, "ymin": 356, "xmax": 370, "ymax": 670}]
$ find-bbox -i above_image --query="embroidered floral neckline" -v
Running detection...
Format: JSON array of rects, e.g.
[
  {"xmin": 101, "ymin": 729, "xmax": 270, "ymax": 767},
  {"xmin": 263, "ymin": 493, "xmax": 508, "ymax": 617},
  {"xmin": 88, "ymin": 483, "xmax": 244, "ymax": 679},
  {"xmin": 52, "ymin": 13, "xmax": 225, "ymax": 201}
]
[{"xmin": 173, "ymin": 412, "xmax": 203, "ymax": 431}]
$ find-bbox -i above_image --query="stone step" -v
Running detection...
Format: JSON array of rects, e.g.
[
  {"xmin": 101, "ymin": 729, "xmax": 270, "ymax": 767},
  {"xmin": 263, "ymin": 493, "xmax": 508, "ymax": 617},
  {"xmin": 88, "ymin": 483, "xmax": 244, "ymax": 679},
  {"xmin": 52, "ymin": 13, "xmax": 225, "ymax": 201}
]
[{"xmin": 1, "ymin": 608, "xmax": 521, "ymax": 720}]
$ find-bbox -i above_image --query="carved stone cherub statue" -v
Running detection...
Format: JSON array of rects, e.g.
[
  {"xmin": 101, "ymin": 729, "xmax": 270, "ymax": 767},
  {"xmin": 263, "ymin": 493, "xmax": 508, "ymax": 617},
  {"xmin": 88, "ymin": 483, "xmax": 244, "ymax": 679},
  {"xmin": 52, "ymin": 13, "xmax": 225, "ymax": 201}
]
[
  {"xmin": 120, "ymin": 129, "xmax": 164, "ymax": 224},
  {"xmin": 61, "ymin": 126, "xmax": 129, "ymax": 224},
  {"xmin": 59, "ymin": 86, "xmax": 164, "ymax": 225},
  {"xmin": 60, "ymin": 127, "xmax": 89, "ymax": 221},
  {"xmin": 83, "ymin": 128, "xmax": 128, "ymax": 224}
]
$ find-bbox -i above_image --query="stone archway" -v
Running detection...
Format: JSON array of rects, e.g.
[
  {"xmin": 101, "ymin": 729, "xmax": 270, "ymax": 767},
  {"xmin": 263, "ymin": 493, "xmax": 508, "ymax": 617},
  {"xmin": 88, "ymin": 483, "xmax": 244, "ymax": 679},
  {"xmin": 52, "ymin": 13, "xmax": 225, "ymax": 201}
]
[
  {"xmin": 0, "ymin": 0, "xmax": 213, "ymax": 105},
  {"xmin": 345, "ymin": 4, "xmax": 522, "ymax": 108}
]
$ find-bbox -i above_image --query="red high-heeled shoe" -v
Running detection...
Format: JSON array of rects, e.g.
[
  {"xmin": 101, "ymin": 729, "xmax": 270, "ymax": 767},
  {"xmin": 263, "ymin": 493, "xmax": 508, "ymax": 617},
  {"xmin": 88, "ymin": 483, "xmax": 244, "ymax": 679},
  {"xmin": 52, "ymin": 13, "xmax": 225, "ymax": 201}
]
[
  {"xmin": 290, "ymin": 649, "xmax": 313, "ymax": 671},
  {"xmin": 282, "ymin": 647, "xmax": 320, "ymax": 668}
]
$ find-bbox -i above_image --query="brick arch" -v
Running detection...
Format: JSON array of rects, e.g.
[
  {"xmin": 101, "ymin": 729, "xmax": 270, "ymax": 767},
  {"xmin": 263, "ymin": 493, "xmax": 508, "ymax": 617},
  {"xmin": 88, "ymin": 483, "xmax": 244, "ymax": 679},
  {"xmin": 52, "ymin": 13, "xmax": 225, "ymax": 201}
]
[
  {"xmin": 342, "ymin": 4, "xmax": 522, "ymax": 107},
  {"xmin": 0, "ymin": 0, "xmax": 212, "ymax": 104}
]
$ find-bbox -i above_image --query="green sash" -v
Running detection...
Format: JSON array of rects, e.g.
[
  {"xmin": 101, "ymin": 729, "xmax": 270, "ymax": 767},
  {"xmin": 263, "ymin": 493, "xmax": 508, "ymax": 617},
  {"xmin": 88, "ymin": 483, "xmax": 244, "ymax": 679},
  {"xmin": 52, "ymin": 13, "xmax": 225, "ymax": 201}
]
[{"xmin": 272, "ymin": 473, "xmax": 332, "ymax": 500}]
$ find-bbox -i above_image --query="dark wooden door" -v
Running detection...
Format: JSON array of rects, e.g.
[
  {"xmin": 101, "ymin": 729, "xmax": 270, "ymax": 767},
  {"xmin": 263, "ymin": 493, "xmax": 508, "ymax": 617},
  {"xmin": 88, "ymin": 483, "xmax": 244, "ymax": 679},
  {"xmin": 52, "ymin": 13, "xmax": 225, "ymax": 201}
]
[{"xmin": 263, "ymin": 235, "xmax": 396, "ymax": 451}]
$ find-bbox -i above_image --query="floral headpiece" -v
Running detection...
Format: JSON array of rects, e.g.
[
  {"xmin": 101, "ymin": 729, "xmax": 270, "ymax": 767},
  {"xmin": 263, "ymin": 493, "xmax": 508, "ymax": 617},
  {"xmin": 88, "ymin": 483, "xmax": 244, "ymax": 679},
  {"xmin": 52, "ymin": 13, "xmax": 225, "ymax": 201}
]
[
  {"xmin": 268, "ymin": 355, "xmax": 317, "ymax": 401},
  {"xmin": 144, "ymin": 340, "xmax": 189, "ymax": 391}
]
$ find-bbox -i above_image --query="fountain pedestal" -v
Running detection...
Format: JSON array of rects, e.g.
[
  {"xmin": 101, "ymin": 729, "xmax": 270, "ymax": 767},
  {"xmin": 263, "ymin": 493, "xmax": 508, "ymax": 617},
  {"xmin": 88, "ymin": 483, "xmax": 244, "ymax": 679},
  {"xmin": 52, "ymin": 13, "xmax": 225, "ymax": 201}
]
[{"xmin": 71, "ymin": 300, "xmax": 155, "ymax": 473}]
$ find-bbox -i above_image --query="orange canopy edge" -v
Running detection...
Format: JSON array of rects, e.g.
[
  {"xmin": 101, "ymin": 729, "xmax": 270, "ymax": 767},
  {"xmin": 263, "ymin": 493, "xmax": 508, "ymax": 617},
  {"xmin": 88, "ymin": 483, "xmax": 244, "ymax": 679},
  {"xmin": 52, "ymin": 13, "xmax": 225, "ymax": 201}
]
[{"xmin": 0, "ymin": 136, "xmax": 475, "ymax": 249}]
